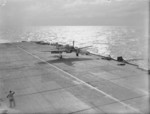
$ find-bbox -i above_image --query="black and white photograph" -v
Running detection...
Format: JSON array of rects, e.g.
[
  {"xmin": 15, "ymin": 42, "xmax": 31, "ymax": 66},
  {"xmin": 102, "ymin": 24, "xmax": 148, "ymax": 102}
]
[{"xmin": 0, "ymin": 0, "xmax": 149, "ymax": 113}]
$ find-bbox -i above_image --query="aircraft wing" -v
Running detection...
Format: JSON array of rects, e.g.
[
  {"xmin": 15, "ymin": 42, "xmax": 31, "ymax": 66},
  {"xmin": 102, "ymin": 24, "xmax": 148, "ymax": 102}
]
[
  {"xmin": 78, "ymin": 46, "xmax": 92, "ymax": 49},
  {"xmin": 51, "ymin": 50, "xmax": 64, "ymax": 54}
]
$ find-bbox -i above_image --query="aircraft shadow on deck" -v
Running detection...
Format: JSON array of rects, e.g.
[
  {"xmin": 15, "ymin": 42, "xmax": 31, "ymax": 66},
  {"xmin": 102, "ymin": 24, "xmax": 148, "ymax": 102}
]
[{"xmin": 38, "ymin": 57, "xmax": 92, "ymax": 66}]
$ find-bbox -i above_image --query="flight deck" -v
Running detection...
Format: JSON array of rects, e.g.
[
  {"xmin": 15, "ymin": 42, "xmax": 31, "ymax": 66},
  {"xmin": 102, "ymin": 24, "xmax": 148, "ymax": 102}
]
[{"xmin": 0, "ymin": 41, "xmax": 149, "ymax": 114}]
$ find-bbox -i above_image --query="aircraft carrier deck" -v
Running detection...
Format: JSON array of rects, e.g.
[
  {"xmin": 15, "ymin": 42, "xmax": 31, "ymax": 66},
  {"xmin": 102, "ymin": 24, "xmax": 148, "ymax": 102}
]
[{"xmin": 0, "ymin": 41, "xmax": 149, "ymax": 114}]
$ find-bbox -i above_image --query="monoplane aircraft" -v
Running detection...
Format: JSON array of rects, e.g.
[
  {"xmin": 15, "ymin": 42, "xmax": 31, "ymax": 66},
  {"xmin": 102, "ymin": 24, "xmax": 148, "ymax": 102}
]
[{"xmin": 50, "ymin": 41, "xmax": 91, "ymax": 59}]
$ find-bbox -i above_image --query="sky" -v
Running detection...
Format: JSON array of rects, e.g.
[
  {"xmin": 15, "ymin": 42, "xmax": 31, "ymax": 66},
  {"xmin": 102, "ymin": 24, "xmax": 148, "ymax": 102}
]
[{"xmin": 0, "ymin": 0, "xmax": 149, "ymax": 26}]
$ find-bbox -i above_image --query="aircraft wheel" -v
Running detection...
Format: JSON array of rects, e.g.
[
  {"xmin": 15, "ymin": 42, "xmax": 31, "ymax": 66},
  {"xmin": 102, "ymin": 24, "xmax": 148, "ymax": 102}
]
[
  {"xmin": 76, "ymin": 53, "xmax": 79, "ymax": 56},
  {"xmin": 60, "ymin": 55, "xmax": 62, "ymax": 59}
]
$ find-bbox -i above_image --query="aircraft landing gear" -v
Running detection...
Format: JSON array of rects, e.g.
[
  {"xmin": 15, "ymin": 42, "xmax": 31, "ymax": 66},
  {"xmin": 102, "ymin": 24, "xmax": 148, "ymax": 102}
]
[
  {"xmin": 76, "ymin": 53, "xmax": 79, "ymax": 56},
  {"xmin": 59, "ymin": 55, "xmax": 62, "ymax": 59},
  {"xmin": 59, "ymin": 52, "xmax": 63, "ymax": 59}
]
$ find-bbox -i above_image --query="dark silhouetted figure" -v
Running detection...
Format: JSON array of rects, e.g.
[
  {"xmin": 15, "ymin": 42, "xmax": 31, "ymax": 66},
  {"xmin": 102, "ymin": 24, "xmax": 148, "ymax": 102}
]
[{"xmin": 7, "ymin": 90, "xmax": 15, "ymax": 108}]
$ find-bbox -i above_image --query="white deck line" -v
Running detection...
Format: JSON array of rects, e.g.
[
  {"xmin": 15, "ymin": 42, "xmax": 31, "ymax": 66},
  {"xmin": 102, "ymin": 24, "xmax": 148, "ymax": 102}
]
[
  {"xmin": 17, "ymin": 46, "xmax": 143, "ymax": 114},
  {"xmin": 90, "ymin": 72, "xmax": 150, "ymax": 96}
]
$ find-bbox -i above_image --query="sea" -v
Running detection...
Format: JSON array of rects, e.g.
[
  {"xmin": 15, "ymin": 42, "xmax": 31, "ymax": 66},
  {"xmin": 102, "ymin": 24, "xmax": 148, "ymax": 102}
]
[{"xmin": 0, "ymin": 26, "xmax": 149, "ymax": 70}]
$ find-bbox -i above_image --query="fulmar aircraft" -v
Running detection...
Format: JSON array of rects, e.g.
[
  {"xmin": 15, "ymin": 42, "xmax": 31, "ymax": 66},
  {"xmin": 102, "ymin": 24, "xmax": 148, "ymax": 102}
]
[{"xmin": 50, "ymin": 41, "xmax": 91, "ymax": 59}]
